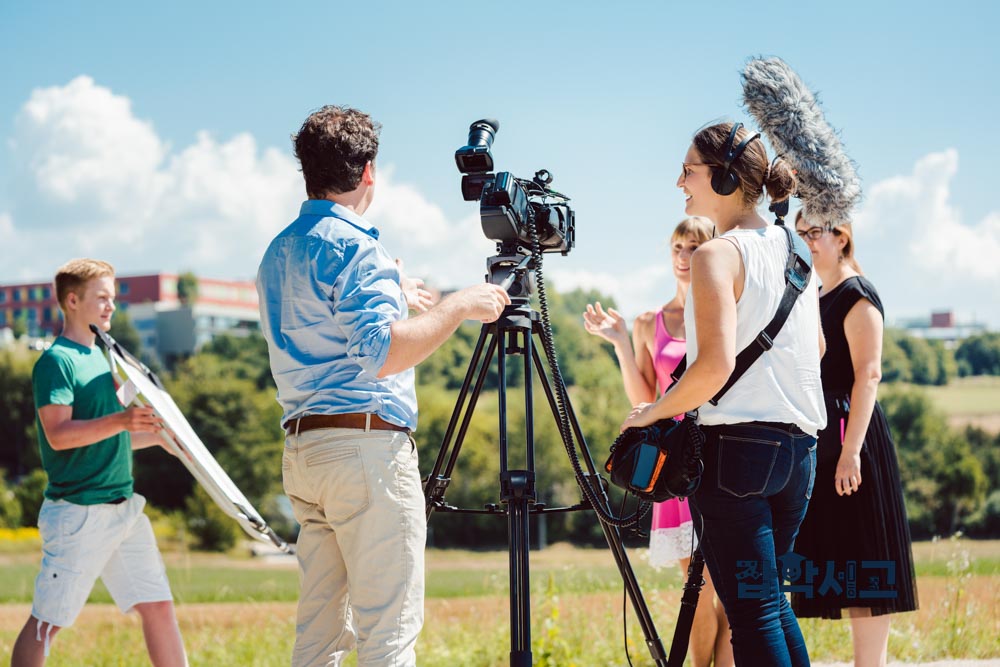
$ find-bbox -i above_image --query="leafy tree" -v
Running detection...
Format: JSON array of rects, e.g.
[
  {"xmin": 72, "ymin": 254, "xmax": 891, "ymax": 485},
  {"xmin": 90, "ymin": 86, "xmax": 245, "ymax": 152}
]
[
  {"xmin": 185, "ymin": 485, "xmax": 239, "ymax": 551},
  {"xmin": 895, "ymin": 335, "xmax": 940, "ymax": 385},
  {"xmin": 881, "ymin": 330, "xmax": 956, "ymax": 386},
  {"xmin": 878, "ymin": 385, "xmax": 943, "ymax": 453},
  {"xmin": 199, "ymin": 332, "xmax": 275, "ymax": 390},
  {"xmin": 963, "ymin": 425, "xmax": 1000, "ymax": 493},
  {"xmin": 928, "ymin": 339, "xmax": 956, "ymax": 385},
  {"xmin": 966, "ymin": 490, "xmax": 1000, "ymax": 538},
  {"xmin": 11, "ymin": 311, "xmax": 28, "ymax": 340},
  {"xmin": 955, "ymin": 332, "xmax": 1000, "ymax": 376},
  {"xmin": 931, "ymin": 434, "xmax": 988, "ymax": 534},
  {"xmin": 0, "ymin": 470, "xmax": 22, "ymax": 528},
  {"xmin": 880, "ymin": 385, "xmax": 988, "ymax": 537},
  {"xmin": 0, "ymin": 347, "xmax": 41, "ymax": 475},
  {"xmin": 13, "ymin": 468, "xmax": 48, "ymax": 527},
  {"xmin": 176, "ymin": 271, "xmax": 199, "ymax": 304},
  {"xmin": 881, "ymin": 329, "xmax": 911, "ymax": 383}
]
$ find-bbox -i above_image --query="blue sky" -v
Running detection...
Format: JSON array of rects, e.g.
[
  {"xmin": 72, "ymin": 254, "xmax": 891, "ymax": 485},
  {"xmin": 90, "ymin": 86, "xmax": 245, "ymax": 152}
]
[{"xmin": 1, "ymin": 1, "xmax": 997, "ymax": 327}]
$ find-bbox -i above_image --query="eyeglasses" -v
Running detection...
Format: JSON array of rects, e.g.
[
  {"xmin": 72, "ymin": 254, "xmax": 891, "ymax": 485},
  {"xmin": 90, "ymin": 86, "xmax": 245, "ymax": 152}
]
[
  {"xmin": 796, "ymin": 226, "xmax": 831, "ymax": 241},
  {"xmin": 680, "ymin": 162, "xmax": 717, "ymax": 183}
]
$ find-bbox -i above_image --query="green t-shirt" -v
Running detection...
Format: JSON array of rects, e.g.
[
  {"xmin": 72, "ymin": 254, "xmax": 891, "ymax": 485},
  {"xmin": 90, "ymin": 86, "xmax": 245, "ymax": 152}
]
[{"xmin": 33, "ymin": 336, "xmax": 133, "ymax": 505}]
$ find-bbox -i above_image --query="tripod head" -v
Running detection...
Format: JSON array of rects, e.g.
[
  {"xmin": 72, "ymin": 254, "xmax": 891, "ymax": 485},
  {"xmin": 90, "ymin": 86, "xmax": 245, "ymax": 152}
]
[{"xmin": 488, "ymin": 246, "xmax": 535, "ymax": 299}]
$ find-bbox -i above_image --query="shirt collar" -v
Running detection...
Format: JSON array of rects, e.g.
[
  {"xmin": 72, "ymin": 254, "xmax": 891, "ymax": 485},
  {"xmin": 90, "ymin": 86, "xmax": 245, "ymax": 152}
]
[{"xmin": 299, "ymin": 199, "xmax": 380, "ymax": 239}]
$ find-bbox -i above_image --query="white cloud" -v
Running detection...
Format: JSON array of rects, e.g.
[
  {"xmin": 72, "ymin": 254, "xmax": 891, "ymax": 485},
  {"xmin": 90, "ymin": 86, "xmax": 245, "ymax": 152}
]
[
  {"xmin": 3, "ymin": 76, "xmax": 493, "ymax": 291},
  {"xmin": 4, "ymin": 80, "xmax": 996, "ymax": 328},
  {"xmin": 6, "ymin": 76, "xmax": 301, "ymax": 277},
  {"xmin": 14, "ymin": 76, "xmax": 167, "ymax": 219},
  {"xmin": 854, "ymin": 150, "xmax": 1000, "ymax": 325}
]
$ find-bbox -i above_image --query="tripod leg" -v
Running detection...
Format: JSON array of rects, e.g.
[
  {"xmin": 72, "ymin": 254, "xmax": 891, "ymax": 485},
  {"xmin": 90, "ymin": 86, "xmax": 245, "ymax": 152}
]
[
  {"xmin": 498, "ymin": 327, "xmax": 534, "ymax": 666},
  {"xmin": 531, "ymin": 345, "xmax": 669, "ymax": 666},
  {"xmin": 668, "ymin": 548, "xmax": 706, "ymax": 667},
  {"xmin": 502, "ymin": 470, "xmax": 534, "ymax": 667},
  {"xmin": 424, "ymin": 325, "xmax": 498, "ymax": 519}
]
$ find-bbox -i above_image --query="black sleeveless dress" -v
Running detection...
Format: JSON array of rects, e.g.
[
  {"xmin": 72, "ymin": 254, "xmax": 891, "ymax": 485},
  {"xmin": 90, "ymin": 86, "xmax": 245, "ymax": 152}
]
[{"xmin": 791, "ymin": 276, "xmax": 918, "ymax": 618}]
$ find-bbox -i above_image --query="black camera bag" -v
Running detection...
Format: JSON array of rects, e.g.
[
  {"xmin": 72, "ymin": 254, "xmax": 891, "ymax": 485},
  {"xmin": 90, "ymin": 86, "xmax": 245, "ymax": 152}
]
[{"xmin": 605, "ymin": 413, "xmax": 705, "ymax": 502}]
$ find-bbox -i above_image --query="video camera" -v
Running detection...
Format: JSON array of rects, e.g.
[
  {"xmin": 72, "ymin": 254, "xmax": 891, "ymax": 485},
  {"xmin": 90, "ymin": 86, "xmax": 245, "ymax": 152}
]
[{"xmin": 455, "ymin": 119, "xmax": 575, "ymax": 257}]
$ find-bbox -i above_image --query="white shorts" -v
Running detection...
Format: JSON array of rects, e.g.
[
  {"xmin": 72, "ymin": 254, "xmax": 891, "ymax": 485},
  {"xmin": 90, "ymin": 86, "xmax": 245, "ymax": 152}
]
[{"xmin": 32, "ymin": 494, "xmax": 173, "ymax": 628}]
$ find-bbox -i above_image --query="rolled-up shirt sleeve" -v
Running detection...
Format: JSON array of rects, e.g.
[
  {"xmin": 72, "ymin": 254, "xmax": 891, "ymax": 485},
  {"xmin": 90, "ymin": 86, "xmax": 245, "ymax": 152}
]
[{"xmin": 331, "ymin": 241, "xmax": 403, "ymax": 377}]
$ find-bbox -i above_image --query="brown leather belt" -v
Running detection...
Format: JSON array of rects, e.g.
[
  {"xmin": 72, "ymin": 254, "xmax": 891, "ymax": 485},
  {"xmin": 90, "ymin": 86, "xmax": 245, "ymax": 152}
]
[{"xmin": 283, "ymin": 413, "xmax": 410, "ymax": 436}]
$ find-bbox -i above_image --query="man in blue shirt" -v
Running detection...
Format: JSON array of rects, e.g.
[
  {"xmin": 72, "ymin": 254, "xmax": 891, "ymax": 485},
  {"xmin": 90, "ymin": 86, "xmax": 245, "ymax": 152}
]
[{"xmin": 257, "ymin": 105, "xmax": 509, "ymax": 667}]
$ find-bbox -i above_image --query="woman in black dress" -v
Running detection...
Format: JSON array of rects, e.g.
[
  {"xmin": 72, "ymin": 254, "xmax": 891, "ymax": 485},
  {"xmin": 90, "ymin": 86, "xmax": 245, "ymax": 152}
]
[{"xmin": 792, "ymin": 211, "xmax": 918, "ymax": 667}]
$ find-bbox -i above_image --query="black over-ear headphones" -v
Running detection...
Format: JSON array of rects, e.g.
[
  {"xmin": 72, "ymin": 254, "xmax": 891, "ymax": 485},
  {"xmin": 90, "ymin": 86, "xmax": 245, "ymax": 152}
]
[{"xmin": 711, "ymin": 122, "xmax": 761, "ymax": 196}]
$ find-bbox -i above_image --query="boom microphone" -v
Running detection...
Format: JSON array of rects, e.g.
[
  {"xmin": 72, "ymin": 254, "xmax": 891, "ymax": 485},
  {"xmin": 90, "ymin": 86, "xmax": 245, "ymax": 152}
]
[{"xmin": 741, "ymin": 57, "xmax": 862, "ymax": 228}]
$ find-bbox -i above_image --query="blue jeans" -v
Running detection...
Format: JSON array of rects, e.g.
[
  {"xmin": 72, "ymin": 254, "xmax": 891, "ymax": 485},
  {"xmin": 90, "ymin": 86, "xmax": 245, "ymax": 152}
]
[{"xmin": 690, "ymin": 422, "xmax": 817, "ymax": 667}]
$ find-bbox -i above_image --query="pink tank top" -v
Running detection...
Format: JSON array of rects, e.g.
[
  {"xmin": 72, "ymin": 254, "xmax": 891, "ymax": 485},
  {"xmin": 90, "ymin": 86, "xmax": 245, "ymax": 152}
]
[{"xmin": 653, "ymin": 311, "xmax": 686, "ymax": 396}]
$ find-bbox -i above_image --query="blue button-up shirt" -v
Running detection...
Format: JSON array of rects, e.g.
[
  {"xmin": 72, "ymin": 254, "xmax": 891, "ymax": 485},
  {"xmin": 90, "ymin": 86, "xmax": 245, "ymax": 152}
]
[{"xmin": 256, "ymin": 200, "xmax": 417, "ymax": 429}]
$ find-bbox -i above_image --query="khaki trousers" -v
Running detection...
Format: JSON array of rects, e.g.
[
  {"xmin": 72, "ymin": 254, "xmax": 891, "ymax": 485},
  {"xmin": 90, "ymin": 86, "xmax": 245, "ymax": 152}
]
[{"xmin": 282, "ymin": 427, "xmax": 425, "ymax": 667}]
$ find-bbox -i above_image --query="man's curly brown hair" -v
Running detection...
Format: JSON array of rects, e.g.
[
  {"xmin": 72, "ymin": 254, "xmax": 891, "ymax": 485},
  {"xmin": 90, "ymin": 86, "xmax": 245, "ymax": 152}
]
[{"xmin": 293, "ymin": 106, "xmax": 381, "ymax": 197}]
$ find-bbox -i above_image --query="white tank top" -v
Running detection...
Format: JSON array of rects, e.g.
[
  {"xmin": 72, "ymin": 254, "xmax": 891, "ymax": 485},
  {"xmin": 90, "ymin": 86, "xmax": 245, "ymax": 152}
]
[{"xmin": 684, "ymin": 225, "xmax": 827, "ymax": 436}]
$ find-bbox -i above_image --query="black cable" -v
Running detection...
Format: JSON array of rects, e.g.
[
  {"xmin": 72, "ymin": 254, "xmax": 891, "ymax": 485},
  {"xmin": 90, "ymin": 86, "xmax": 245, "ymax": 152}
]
[{"xmin": 525, "ymin": 208, "xmax": 643, "ymax": 527}]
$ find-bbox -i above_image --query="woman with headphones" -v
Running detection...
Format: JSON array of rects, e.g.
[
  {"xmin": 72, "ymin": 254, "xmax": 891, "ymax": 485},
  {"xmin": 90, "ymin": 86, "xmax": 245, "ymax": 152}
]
[
  {"xmin": 582, "ymin": 215, "xmax": 732, "ymax": 667},
  {"xmin": 622, "ymin": 121, "xmax": 826, "ymax": 666}
]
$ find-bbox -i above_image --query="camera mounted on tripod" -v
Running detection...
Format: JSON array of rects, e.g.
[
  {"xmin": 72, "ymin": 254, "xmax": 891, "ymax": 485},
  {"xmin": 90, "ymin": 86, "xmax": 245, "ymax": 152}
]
[
  {"xmin": 428, "ymin": 121, "xmax": 674, "ymax": 666},
  {"xmin": 455, "ymin": 119, "xmax": 576, "ymax": 297}
]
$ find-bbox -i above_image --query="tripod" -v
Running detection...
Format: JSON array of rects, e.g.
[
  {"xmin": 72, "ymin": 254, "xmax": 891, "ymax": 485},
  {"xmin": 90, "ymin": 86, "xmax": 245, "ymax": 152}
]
[{"xmin": 424, "ymin": 297, "xmax": 668, "ymax": 667}]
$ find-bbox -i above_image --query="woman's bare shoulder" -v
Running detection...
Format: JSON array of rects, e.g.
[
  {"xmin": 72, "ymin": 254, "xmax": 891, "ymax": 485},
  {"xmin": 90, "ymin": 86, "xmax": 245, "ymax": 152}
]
[
  {"xmin": 634, "ymin": 310, "xmax": 659, "ymax": 326},
  {"xmin": 632, "ymin": 310, "xmax": 659, "ymax": 339}
]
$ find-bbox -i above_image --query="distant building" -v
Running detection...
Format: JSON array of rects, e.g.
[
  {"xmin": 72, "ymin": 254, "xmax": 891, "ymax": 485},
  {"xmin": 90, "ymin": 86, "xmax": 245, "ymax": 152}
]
[
  {"xmin": 0, "ymin": 273, "xmax": 259, "ymax": 363},
  {"xmin": 899, "ymin": 309, "xmax": 987, "ymax": 348}
]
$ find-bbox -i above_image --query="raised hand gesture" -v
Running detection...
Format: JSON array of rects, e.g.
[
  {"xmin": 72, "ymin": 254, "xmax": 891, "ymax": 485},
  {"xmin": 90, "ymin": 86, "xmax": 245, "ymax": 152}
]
[{"xmin": 583, "ymin": 301, "xmax": 629, "ymax": 347}]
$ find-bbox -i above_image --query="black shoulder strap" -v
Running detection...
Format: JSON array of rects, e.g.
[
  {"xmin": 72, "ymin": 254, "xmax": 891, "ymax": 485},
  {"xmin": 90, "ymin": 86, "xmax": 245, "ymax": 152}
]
[
  {"xmin": 708, "ymin": 223, "xmax": 811, "ymax": 405},
  {"xmin": 667, "ymin": 219, "xmax": 812, "ymax": 406}
]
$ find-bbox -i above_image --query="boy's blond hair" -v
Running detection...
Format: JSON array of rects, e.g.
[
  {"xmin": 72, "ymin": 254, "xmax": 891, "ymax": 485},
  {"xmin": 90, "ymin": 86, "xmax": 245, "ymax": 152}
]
[{"xmin": 54, "ymin": 258, "xmax": 116, "ymax": 309}]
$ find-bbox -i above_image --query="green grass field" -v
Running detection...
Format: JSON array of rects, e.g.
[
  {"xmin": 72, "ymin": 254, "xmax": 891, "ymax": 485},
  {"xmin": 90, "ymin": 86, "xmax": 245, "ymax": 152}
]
[
  {"xmin": 919, "ymin": 375, "xmax": 1000, "ymax": 415},
  {"xmin": 3, "ymin": 540, "xmax": 995, "ymax": 606},
  {"xmin": 910, "ymin": 375, "xmax": 1000, "ymax": 431},
  {"xmin": 1, "ymin": 539, "xmax": 998, "ymax": 665}
]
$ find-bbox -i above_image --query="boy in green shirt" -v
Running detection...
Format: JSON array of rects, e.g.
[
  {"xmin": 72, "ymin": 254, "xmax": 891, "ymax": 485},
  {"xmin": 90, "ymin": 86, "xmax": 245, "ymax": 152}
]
[{"xmin": 11, "ymin": 259, "xmax": 188, "ymax": 667}]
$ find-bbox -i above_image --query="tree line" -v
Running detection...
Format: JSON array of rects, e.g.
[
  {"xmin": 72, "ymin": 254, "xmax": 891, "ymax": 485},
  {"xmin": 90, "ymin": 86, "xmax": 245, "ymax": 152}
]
[{"xmin": 2, "ymin": 290, "xmax": 999, "ymax": 547}]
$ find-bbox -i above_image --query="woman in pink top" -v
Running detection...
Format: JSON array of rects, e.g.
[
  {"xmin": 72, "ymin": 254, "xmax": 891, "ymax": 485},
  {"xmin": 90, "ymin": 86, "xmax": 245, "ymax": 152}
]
[{"xmin": 583, "ymin": 216, "xmax": 732, "ymax": 667}]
